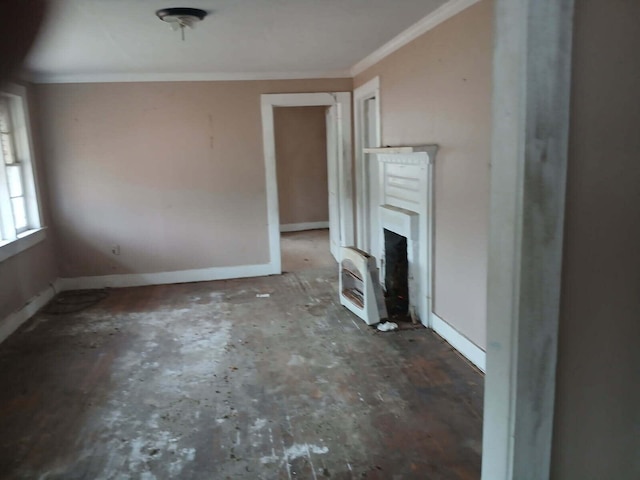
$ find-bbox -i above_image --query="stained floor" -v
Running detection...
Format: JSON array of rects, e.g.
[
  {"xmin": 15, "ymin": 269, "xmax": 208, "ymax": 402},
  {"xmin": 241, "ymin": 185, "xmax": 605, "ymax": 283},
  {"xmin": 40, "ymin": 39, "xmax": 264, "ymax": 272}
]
[{"xmin": 0, "ymin": 268, "xmax": 483, "ymax": 479}]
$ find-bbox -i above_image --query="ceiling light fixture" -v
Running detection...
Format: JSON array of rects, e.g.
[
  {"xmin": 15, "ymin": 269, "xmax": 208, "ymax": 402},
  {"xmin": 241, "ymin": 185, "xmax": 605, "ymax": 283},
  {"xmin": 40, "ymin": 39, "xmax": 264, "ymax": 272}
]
[{"xmin": 156, "ymin": 7, "xmax": 208, "ymax": 41}]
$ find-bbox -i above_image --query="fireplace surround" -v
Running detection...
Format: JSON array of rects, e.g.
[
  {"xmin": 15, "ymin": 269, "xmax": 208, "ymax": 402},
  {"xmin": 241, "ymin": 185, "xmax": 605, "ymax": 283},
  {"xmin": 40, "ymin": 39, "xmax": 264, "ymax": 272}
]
[{"xmin": 363, "ymin": 145, "xmax": 437, "ymax": 327}]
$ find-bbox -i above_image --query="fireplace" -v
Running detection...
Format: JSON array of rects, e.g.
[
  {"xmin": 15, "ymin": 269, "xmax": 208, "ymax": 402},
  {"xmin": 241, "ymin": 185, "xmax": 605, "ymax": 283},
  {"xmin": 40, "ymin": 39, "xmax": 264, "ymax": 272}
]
[{"xmin": 360, "ymin": 145, "xmax": 437, "ymax": 327}]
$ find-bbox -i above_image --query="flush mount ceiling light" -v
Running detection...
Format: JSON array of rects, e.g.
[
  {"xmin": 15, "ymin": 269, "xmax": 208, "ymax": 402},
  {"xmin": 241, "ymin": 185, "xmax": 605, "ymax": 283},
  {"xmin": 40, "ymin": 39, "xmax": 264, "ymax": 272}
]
[{"xmin": 156, "ymin": 7, "xmax": 208, "ymax": 41}]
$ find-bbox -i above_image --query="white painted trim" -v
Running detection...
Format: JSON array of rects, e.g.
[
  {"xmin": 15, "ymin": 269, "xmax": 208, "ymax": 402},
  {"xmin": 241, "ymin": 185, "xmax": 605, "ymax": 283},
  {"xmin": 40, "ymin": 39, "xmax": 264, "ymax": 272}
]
[
  {"xmin": 350, "ymin": 0, "xmax": 481, "ymax": 76},
  {"xmin": 0, "ymin": 262, "xmax": 277, "ymax": 343},
  {"xmin": 261, "ymin": 92, "xmax": 354, "ymax": 273},
  {"xmin": 0, "ymin": 84, "xmax": 44, "ymax": 241},
  {"xmin": 482, "ymin": 0, "xmax": 574, "ymax": 478},
  {"xmin": 353, "ymin": 77, "xmax": 381, "ymax": 251},
  {"xmin": 261, "ymin": 97, "xmax": 282, "ymax": 274},
  {"xmin": 57, "ymin": 263, "xmax": 275, "ymax": 291},
  {"xmin": 280, "ymin": 221, "xmax": 329, "ymax": 233},
  {"xmin": 0, "ymin": 228, "xmax": 46, "ymax": 263},
  {"xmin": 27, "ymin": 70, "xmax": 352, "ymax": 85},
  {"xmin": 263, "ymin": 93, "xmax": 335, "ymax": 107},
  {"xmin": 0, "ymin": 280, "xmax": 59, "ymax": 344},
  {"xmin": 261, "ymin": 97, "xmax": 282, "ymax": 273},
  {"xmin": 364, "ymin": 146, "xmax": 435, "ymax": 154},
  {"xmin": 335, "ymin": 92, "xmax": 355, "ymax": 250},
  {"xmin": 374, "ymin": 147, "xmax": 438, "ymax": 327},
  {"xmin": 431, "ymin": 312, "xmax": 486, "ymax": 372}
]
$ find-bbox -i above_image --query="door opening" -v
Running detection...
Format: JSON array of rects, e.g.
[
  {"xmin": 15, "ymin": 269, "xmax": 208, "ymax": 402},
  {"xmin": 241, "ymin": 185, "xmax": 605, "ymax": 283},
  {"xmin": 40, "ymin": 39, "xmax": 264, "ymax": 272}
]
[
  {"xmin": 260, "ymin": 92, "xmax": 353, "ymax": 275},
  {"xmin": 273, "ymin": 106, "xmax": 334, "ymax": 272}
]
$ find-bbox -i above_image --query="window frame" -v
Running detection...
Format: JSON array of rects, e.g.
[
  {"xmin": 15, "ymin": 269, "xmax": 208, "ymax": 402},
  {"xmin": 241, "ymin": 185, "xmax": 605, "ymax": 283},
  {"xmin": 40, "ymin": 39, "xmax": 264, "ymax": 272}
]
[{"xmin": 0, "ymin": 83, "xmax": 46, "ymax": 262}]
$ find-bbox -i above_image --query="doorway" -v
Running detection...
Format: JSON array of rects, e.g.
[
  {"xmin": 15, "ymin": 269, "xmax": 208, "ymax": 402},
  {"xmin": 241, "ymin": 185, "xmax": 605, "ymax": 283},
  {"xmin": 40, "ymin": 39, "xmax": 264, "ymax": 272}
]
[
  {"xmin": 260, "ymin": 92, "xmax": 353, "ymax": 275},
  {"xmin": 273, "ymin": 106, "xmax": 335, "ymax": 272}
]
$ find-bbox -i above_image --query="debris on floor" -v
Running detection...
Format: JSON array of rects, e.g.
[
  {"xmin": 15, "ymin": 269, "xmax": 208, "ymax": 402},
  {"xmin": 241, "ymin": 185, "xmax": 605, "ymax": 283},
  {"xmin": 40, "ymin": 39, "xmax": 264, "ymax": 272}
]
[
  {"xmin": 256, "ymin": 293, "xmax": 270, "ymax": 298},
  {"xmin": 0, "ymin": 267, "xmax": 483, "ymax": 479},
  {"xmin": 42, "ymin": 289, "xmax": 109, "ymax": 314},
  {"xmin": 376, "ymin": 321, "xmax": 399, "ymax": 332}
]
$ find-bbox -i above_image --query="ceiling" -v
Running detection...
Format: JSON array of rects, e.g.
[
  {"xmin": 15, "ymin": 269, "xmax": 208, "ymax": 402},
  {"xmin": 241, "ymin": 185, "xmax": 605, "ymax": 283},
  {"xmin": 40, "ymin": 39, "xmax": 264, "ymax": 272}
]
[{"xmin": 25, "ymin": 0, "xmax": 449, "ymax": 82}]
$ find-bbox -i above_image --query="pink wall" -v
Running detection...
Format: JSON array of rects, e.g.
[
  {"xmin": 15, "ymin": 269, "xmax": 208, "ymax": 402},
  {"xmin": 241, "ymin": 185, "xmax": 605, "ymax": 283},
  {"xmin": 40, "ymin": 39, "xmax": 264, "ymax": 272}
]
[
  {"xmin": 274, "ymin": 106, "xmax": 329, "ymax": 226},
  {"xmin": 35, "ymin": 78, "xmax": 351, "ymax": 278},
  {"xmin": 551, "ymin": 0, "xmax": 640, "ymax": 477},
  {"xmin": 354, "ymin": 0, "xmax": 493, "ymax": 349},
  {"xmin": 0, "ymin": 85, "xmax": 57, "ymax": 321},
  {"xmin": 0, "ymin": 241, "xmax": 57, "ymax": 321}
]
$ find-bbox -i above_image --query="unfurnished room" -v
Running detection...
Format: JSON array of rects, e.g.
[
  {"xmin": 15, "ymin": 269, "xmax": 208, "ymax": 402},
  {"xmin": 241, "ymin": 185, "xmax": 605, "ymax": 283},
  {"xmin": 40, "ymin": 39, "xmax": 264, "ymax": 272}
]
[{"xmin": 0, "ymin": 1, "xmax": 638, "ymax": 479}]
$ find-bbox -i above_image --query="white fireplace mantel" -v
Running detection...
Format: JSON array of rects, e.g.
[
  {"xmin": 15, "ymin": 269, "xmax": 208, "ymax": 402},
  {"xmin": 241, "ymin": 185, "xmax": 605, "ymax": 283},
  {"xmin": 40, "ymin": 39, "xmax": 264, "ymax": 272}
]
[
  {"xmin": 363, "ymin": 145, "xmax": 438, "ymax": 158},
  {"xmin": 365, "ymin": 144, "xmax": 437, "ymax": 328}
]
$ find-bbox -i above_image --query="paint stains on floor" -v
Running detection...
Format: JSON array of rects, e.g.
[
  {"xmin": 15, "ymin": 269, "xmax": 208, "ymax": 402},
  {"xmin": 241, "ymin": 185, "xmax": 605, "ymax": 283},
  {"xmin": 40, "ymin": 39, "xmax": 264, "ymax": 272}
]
[{"xmin": 0, "ymin": 267, "xmax": 482, "ymax": 479}]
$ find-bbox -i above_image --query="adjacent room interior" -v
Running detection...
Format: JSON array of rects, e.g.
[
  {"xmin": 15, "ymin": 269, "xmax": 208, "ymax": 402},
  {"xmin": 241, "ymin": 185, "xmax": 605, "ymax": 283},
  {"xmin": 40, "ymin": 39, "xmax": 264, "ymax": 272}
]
[
  {"xmin": 0, "ymin": 0, "xmax": 637, "ymax": 479},
  {"xmin": 275, "ymin": 105, "xmax": 335, "ymax": 273}
]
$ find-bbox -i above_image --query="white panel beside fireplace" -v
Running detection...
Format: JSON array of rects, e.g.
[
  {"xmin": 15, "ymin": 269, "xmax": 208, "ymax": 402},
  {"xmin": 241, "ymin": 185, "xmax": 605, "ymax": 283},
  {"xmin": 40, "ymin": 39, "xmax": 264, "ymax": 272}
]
[{"xmin": 364, "ymin": 145, "xmax": 437, "ymax": 327}]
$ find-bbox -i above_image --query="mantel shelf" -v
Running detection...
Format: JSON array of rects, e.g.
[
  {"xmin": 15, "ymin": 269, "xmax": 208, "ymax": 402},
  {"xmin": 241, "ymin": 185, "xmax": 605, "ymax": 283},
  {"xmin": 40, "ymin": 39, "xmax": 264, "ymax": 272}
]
[{"xmin": 363, "ymin": 145, "xmax": 438, "ymax": 155}]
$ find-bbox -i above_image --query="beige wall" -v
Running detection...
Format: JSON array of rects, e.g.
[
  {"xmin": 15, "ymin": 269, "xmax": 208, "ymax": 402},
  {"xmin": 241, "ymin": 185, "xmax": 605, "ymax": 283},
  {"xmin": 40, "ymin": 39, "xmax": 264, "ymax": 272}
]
[
  {"xmin": 274, "ymin": 106, "xmax": 328, "ymax": 226},
  {"xmin": 354, "ymin": 0, "xmax": 492, "ymax": 349},
  {"xmin": 34, "ymin": 78, "xmax": 351, "ymax": 278},
  {"xmin": 0, "ymin": 241, "xmax": 57, "ymax": 320},
  {"xmin": 0, "ymin": 85, "xmax": 58, "ymax": 321},
  {"xmin": 552, "ymin": 1, "xmax": 640, "ymax": 478}
]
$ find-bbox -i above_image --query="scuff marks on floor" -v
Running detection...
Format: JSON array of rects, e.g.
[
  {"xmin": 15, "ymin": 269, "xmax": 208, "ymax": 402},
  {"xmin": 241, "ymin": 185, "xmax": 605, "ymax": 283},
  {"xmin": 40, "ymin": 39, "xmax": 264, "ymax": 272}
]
[{"xmin": 0, "ymin": 268, "xmax": 483, "ymax": 479}]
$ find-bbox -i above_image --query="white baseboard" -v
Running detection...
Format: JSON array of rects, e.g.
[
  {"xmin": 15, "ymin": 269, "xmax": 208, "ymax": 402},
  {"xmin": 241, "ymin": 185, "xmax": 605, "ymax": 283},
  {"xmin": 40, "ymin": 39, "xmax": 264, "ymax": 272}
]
[
  {"xmin": 57, "ymin": 263, "xmax": 276, "ymax": 290},
  {"xmin": 431, "ymin": 312, "xmax": 486, "ymax": 372},
  {"xmin": 0, "ymin": 281, "xmax": 60, "ymax": 344},
  {"xmin": 280, "ymin": 221, "xmax": 329, "ymax": 233},
  {"xmin": 0, "ymin": 263, "xmax": 277, "ymax": 344}
]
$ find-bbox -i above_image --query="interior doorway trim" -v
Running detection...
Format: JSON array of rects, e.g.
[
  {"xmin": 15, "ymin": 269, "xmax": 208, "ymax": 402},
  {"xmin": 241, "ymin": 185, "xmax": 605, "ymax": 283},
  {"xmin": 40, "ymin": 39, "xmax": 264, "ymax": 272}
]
[
  {"xmin": 353, "ymin": 76, "xmax": 381, "ymax": 251},
  {"xmin": 261, "ymin": 92, "xmax": 353, "ymax": 274},
  {"xmin": 482, "ymin": 0, "xmax": 574, "ymax": 478}
]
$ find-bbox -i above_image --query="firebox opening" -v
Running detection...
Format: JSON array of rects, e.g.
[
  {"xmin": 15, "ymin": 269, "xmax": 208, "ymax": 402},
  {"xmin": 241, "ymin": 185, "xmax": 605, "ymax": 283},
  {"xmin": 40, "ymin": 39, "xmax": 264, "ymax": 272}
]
[{"xmin": 383, "ymin": 228, "xmax": 409, "ymax": 318}]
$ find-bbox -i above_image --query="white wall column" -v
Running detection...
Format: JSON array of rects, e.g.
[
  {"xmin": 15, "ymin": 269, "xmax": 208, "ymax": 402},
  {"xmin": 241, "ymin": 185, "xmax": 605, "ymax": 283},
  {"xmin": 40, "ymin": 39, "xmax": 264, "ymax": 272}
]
[{"xmin": 482, "ymin": 1, "xmax": 574, "ymax": 479}]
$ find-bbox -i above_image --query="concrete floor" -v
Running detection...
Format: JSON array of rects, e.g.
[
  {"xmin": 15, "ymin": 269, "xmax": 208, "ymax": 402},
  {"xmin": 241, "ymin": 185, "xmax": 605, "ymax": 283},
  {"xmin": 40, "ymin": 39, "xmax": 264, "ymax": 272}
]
[
  {"xmin": 281, "ymin": 229, "xmax": 336, "ymax": 272},
  {"xmin": 0, "ymin": 267, "xmax": 483, "ymax": 479}
]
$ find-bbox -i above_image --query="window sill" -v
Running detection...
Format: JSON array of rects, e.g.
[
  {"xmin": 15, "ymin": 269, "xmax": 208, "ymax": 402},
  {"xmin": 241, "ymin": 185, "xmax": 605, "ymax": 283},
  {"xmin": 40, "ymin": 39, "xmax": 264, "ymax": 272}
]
[{"xmin": 0, "ymin": 227, "xmax": 47, "ymax": 263}]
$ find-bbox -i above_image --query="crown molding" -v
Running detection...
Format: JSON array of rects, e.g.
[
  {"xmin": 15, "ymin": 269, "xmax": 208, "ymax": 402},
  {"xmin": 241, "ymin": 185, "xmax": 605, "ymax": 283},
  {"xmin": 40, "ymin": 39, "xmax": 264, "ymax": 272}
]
[
  {"xmin": 350, "ymin": 0, "xmax": 481, "ymax": 77},
  {"xmin": 27, "ymin": 70, "xmax": 352, "ymax": 85}
]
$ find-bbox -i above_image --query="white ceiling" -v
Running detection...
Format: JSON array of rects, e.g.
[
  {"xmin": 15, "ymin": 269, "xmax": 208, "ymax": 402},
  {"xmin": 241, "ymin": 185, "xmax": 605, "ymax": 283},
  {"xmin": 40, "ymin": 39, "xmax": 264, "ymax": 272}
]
[{"xmin": 25, "ymin": 0, "xmax": 449, "ymax": 82}]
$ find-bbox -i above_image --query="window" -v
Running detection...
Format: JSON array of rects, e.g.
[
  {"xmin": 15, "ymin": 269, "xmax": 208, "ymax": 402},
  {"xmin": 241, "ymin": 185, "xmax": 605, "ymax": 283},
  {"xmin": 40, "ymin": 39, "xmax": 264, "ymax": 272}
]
[{"xmin": 0, "ymin": 84, "xmax": 44, "ymax": 258}]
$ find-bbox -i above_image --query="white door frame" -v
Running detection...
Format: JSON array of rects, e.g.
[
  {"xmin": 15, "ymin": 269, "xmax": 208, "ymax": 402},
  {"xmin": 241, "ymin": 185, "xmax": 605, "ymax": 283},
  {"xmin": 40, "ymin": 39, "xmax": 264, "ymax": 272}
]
[
  {"xmin": 260, "ymin": 92, "xmax": 353, "ymax": 274},
  {"xmin": 354, "ymin": 77, "xmax": 381, "ymax": 251},
  {"xmin": 482, "ymin": 0, "xmax": 574, "ymax": 478}
]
